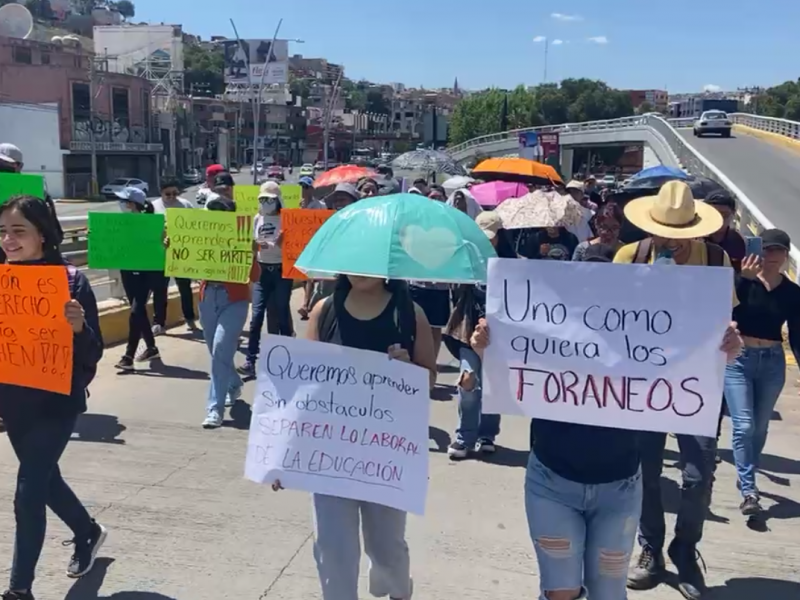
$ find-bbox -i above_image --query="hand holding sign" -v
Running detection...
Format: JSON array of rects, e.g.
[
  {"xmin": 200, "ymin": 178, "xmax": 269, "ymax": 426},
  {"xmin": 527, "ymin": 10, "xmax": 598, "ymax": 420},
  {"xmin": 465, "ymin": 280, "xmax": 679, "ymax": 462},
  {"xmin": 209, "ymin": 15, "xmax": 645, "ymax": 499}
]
[{"xmin": 64, "ymin": 299, "xmax": 85, "ymax": 333}]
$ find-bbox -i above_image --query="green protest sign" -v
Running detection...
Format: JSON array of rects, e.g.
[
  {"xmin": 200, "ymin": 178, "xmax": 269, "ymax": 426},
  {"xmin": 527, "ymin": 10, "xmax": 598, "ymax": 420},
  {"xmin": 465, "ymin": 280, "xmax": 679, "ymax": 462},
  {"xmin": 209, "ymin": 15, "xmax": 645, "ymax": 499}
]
[
  {"xmin": 88, "ymin": 212, "xmax": 166, "ymax": 271},
  {"xmin": 234, "ymin": 185, "xmax": 260, "ymax": 215},
  {"xmin": 281, "ymin": 184, "xmax": 302, "ymax": 209},
  {"xmin": 0, "ymin": 173, "xmax": 45, "ymax": 204},
  {"xmin": 164, "ymin": 209, "xmax": 252, "ymax": 283}
]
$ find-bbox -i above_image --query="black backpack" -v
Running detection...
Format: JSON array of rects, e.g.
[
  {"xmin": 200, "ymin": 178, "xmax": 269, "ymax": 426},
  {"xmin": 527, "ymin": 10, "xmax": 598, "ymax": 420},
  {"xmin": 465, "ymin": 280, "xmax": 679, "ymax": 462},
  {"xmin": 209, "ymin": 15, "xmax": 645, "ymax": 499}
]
[
  {"xmin": 633, "ymin": 238, "xmax": 725, "ymax": 266},
  {"xmin": 317, "ymin": 285, "xmax": 417, "ymax": 361}
]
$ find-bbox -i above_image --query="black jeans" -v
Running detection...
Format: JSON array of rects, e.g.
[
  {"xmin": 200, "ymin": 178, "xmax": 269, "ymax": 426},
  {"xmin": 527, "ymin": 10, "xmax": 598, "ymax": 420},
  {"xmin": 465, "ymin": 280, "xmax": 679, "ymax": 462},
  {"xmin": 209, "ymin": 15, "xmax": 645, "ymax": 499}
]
[
  {"xmin": 638, "ymin": 431, "xmax": 717, "ymax": 552},
  {"xmin": 121, "ymin": 270, "xmax": 156, "ymax": 358},
  {"xmin": 152, "ymin": 274, "xmax": 195, "ymax": 326},
  {"xmin": 7, "ymin": 416, "xmax": 93, "ymax": 590},
  {"xmin": 246, "ymin": 263, "xmax": 294, "ymax": 360}
]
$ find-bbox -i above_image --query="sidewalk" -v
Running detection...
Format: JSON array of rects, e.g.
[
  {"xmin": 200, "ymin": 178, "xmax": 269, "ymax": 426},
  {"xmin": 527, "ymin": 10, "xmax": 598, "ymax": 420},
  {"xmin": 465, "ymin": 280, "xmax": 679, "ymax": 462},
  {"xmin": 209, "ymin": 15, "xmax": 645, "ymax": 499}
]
[{"xmin": 0, "ymin": 289, "xmax": 799, "ymax": 599}]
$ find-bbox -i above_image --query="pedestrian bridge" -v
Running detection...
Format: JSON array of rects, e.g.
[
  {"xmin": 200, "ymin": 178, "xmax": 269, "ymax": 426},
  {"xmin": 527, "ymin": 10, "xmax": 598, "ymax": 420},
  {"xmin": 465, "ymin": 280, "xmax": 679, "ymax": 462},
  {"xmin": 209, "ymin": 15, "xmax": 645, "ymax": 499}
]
[{"xmin": 449, "ymin": 113, "xmax": 800, "ymax": 282}]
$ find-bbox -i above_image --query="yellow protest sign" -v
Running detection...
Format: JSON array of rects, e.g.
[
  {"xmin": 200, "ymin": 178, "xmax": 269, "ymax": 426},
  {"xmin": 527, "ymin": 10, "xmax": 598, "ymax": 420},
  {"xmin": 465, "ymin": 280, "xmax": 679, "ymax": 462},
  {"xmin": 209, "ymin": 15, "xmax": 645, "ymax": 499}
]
[
  {"xmin": 234, "ymin": 185, "xmax": 260, "ymax": 215},
  {"xmin": 281, "ymin": 184, "xmax": 302, "ymax": 209},
  {"xmin": 164, "ymin": 209, "xmax": 253, "ymax": 283}
]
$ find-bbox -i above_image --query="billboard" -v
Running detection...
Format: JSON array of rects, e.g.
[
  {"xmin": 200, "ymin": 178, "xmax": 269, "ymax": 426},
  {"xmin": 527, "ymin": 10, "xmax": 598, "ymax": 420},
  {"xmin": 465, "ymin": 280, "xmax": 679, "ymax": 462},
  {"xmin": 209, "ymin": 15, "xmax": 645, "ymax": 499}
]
[
  {"xmin": 94, "ymin": 25, "xmax": 184, "ymax": 75},
  {"xmin": 222, "ymin": 39, "xmax": 289, "ymax": 85}
]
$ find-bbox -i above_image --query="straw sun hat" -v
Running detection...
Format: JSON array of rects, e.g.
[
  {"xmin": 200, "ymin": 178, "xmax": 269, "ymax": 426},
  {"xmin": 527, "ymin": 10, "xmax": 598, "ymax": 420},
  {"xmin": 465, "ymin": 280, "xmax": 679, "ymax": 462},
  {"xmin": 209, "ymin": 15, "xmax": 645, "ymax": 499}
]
[{"xmin": 624, "ymin": 180, "xmax": 723, "ymax": 239}]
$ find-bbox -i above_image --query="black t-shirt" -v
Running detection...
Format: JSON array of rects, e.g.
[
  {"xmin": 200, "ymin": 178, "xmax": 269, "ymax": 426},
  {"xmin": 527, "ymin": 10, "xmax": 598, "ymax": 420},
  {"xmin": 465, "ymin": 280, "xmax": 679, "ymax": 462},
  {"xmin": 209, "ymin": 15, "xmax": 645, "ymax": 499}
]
[
  {"xmin": 734, "ymin": 275, "xmax": 800, "ymax": 363},
  {"xmin": 533, "ymin": 229, "xmax": 579, "ymax": 260},
  {"xmin": 531, "ymin": 420, "xmax": 640, "ymax": 484}
]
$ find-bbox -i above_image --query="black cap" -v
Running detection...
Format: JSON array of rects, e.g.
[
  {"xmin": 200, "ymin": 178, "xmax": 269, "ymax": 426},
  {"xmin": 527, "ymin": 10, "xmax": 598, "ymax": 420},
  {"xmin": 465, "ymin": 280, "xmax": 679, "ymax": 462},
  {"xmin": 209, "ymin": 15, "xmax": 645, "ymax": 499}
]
[
  {"xmin": 762, "ymin": 228, "xmax": 791, "ymax": 250},
  {"xmin": 583, "ymin": 243, "xmax": 616, "ymax": 262},
  {"xmin": 213, "ymin": 172, "xmax": 234, "ymax": 188},
  {"xmin": 704, "ymin": 189, "xmax": 736, "ymax": 210}
]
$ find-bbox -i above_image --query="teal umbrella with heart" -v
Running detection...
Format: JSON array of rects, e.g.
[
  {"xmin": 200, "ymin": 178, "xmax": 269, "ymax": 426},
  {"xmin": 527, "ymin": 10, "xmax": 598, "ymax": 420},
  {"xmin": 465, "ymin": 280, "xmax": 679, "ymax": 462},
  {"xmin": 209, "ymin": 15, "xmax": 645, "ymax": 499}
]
[{"xmin": 294, "ymin": 193, "xmax": 497, "ymax": 283}]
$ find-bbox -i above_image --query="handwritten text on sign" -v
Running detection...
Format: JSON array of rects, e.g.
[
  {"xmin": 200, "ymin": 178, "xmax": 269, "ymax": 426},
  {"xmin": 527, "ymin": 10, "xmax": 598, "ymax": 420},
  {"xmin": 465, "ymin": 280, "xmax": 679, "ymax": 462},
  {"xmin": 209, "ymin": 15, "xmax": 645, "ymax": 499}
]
[
  {"xmin": 164, "ymin": 209, "xmax": 252, "ymax": 283},
  {"xmin": 482, "ymin": 259, "xmax": 733, "ymax": 437},
  {"xmin": 245, "ymin": 336, "xmax": 430, "ymax": 514},
  {"xmin": 281, "ymin": 209, "xmax": 335, "ymax": 279},
  {"xmin": 0, "ymin": 265, "xmax": 73, "ymax": 394}
]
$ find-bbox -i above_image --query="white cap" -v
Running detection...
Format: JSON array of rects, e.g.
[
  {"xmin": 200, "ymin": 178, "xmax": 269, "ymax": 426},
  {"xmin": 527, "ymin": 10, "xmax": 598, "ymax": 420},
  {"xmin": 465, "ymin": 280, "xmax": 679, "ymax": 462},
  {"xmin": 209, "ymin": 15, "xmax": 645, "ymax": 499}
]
[
  {"xmin": 0, "ymin": 143, "xmax": 23, "ymax": 165},
  {"xmin": 259, "ymin": 180, "xmax": 281, "ymax": 199}
]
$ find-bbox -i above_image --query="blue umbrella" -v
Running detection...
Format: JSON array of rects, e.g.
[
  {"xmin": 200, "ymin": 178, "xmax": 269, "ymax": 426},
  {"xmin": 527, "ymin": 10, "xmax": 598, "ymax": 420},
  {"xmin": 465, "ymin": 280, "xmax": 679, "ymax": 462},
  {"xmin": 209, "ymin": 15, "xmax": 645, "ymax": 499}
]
[{"xmin": 628, "ymin": 165, "xmax": 689, "ymax": 182}]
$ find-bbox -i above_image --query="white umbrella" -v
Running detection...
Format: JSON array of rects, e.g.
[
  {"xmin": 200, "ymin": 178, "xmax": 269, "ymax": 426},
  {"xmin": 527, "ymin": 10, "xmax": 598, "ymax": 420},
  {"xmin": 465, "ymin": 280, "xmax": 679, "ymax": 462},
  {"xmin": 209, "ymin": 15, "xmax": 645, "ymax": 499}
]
[{"xmin": 443, "ymin": 175, "xmax": 475, "ymax": 194}]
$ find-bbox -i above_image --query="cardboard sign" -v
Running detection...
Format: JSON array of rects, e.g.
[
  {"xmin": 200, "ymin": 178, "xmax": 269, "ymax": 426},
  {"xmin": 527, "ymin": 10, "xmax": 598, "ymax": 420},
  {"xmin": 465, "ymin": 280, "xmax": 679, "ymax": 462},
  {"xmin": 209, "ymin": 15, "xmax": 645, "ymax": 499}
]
[
  {"xmin": 245, "ymin": 336, "xmax": 430, "ymax": 514},
  {"xmin": 281, "ymin": 208, "xmax": 334, "ymax": 280},
  {"xmin": 164, "ymin": 209, "xmax": 252, "ymax": 283},
  {"xmin": 88, "ymin": 212, "xmax": 166, "ymax": 271},
  {"xmin": 0, "ymin": 265, "xmax": 74, "ymax": 394},
  {"xmin": 483, "ymin": 258, "xmax": 733, "ymax": 437},
  {"xmin": 0, "ymin": 173, "xmax": 45, "ymax": 204},
  {"xmin": 280, "ymin": 184, "xmax": 302, "ymax": 209},
  {"xmin": 234, "ymin": 185, "xmax": 260, "ymax": 215}
]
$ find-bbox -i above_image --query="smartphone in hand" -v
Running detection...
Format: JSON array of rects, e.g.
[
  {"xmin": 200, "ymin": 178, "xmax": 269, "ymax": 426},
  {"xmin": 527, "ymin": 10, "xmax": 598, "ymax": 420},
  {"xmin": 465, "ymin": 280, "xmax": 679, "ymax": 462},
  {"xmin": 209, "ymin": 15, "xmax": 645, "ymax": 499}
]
[{"xmin": 745, "ymin": 236, "xmax": 763, "ymax": 257}]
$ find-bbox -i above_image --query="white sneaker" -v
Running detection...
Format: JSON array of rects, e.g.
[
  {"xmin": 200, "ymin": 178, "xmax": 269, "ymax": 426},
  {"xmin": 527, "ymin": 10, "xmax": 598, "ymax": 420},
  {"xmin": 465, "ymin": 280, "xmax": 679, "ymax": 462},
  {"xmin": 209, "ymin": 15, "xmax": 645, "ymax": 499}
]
[
  {"xmin": 225, "ymin": 388, "xmax": 242, "ymax": 408},
  {"xmin": 202, "ymin": 412, "xmax": 223, "ymax": 429},
  {"xmin": 152, "ymin": 324, "xmax": 165, "ymax": 336}
]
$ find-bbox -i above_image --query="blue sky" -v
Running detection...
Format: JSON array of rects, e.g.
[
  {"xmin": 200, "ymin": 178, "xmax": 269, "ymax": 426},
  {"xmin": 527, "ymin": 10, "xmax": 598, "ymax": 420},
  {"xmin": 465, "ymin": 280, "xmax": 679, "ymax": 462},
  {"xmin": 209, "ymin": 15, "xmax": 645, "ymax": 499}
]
[{"xmin": 134, "ymin": 0, "xmax": 800, "ymax": 93}]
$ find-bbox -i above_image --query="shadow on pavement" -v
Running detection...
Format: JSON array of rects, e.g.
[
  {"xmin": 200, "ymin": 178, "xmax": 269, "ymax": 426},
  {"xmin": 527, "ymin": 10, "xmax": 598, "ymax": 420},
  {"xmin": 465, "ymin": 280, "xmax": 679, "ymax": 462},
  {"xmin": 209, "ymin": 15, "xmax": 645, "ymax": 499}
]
[
  {"xmin": 481, "ymin": 446, "xmax": 529, "ymax": 468},
  {"xmin": 225, "ymin": 400, "xmax": 253, "ymax": 430},
  {"xmin": 428, "ymin": 426, "xmax": 451, "ymax": 453},
  {"xmin": 65, "ymin": 558, "xmax": 179, "ymax": 599},
  {"xmin": 116, "ymin": 362, "xmax": 209, "ymax": 381},
  {"xmin": 72, "ymin": 414, "xmax": 126, "ymax": 445},
  {"xmin": 718, "ymin": 448, "xmax": 800, "ymax": 476},
  {"xmin": 707, "ymin": 577, "xmax": 800, "ymax": 599}
]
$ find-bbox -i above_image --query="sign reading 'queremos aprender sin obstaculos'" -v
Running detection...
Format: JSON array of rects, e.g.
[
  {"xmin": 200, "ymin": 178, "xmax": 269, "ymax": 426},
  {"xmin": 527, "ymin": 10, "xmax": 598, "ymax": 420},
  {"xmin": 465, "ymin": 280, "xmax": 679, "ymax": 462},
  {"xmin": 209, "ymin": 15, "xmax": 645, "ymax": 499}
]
[
  {"xmin": 483, "ymin": 258, "xmax": 733, "ymax": 437},
  {"xmin": 245, "ymin": 337, "xmax": 430, "ymax": 515}
]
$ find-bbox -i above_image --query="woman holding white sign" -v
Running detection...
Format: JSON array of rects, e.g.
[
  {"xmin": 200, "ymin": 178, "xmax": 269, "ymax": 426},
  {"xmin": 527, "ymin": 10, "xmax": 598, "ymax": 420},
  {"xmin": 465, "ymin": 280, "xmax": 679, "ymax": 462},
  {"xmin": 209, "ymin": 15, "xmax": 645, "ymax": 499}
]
[
  {"xmin": 273, "ymin": 275, "xmax": 435, "ymax": 600},
  {"xmin": 469, "ymin": 311, "xmax": 742, "ymax": 600}
]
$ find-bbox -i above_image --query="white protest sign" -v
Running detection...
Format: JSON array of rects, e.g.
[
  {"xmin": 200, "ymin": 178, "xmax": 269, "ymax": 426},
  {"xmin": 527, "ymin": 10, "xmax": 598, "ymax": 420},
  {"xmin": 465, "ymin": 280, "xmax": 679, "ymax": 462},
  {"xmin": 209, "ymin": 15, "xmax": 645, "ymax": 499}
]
[
  {"xmin": 245, "ymin": 336, "xmax": 430, "ymax": 515},
  {"xmin": 483, "ymin": 258, "xmax": 733, "ymax": 437}
]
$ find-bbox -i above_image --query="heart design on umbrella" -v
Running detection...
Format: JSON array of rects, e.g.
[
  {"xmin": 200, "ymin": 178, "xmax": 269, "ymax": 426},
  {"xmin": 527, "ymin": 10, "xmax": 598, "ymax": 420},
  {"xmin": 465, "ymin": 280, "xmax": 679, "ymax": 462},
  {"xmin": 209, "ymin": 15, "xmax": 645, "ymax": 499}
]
[{"xmin": 400, "ymin": 225, "xmax": 459, "ymax": 271}]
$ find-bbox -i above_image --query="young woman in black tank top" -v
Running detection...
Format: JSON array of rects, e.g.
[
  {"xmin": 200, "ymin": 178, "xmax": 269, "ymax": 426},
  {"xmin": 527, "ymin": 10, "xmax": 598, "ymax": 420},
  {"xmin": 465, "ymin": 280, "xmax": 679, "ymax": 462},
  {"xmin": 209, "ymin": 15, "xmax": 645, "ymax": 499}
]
[{"xmin": 274, "ymin": 274, "xmax": 435, "ymax": 600}]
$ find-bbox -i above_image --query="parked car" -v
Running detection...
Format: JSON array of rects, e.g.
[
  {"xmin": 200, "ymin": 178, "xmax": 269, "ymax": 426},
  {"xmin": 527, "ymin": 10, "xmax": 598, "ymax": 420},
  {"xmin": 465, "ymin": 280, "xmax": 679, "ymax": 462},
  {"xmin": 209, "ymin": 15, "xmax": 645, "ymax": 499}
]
[
  {"xmin": 229, "ymin": 161, "xmax": 240, "ymax": 173},
  {"xmin": 266, "ymin": 165, "xmax": 284, "ymax": 181},
  {"xmin": 601, "ymin": 174, "xmax": 617, "ymax": 189},
  {"xmin": 182, "ymin": 168, "xmax": 202, "ymax": 185},
  {"xmin": 693, "ymin": 110, "xmax": 732, "ymax": 137},
  {"xmin": 299, "ymin": 163, "xmax": 314, "ymax": 177},
  {"xmin": 314, "ymin": 161, "xmax": 325, "ymax": 171},
  {"xmin": 101, "ymin": 177, "xmax": 149, "ymax": 198}
]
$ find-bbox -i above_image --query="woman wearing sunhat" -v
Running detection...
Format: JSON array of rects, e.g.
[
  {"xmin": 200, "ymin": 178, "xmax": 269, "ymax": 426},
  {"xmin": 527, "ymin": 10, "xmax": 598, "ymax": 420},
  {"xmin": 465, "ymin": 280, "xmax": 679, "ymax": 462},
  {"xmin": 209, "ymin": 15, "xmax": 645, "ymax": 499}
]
[
  {"xmin": 725, "ymin": 228, "xmax": 800, "ymax": 518},
  {"xmin": 618, "ymin": 180, "xmax": 741, "ymax": 600}
]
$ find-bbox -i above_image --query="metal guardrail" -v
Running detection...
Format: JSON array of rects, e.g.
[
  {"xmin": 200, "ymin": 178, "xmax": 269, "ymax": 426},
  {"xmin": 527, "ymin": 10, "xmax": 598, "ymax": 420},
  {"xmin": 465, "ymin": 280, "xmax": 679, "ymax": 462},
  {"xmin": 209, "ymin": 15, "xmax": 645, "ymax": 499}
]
[{"xmin": 447, "ymin": 112, "xmax": 800, "ymax": 282}]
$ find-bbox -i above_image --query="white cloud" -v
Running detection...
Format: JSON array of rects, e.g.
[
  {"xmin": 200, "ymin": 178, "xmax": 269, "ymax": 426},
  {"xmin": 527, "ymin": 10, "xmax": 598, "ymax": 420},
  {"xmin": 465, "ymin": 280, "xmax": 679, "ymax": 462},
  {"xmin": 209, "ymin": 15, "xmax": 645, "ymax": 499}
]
[
  {"xmin": 552, "ymin": 39, "xmax": 564, "ymax": 45},
  {"xmin": 587, "ymin": 36, "xmax": 609, "ymax": 44},
  {"xmin": 533, "ymin": 35, "xmax": 547, "ymax": 43},
  {"xmin": 552, "ymin": 12, "xmax": 582, "ymax": 21},
  {"xmin": 703, "ymin": 84, "xmax": 722, "ymax": 93}
]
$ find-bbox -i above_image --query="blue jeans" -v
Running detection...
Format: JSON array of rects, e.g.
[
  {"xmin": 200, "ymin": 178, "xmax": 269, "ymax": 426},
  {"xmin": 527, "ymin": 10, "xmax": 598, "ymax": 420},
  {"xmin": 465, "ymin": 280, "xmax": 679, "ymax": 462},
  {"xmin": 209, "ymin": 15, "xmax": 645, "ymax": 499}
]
[
  {"xmin": 6, "ymin": 416, "xmax": 94, "ymax": 590},
  {"xmin": 525, "ymin": 453, "xmax": 642, "ymax": 600},
  {"xmin": 246, "ymin": 263, "xmax": 294, "ymax": 361},
  {"xmin": 454, "ymin": 346, "xmax": 501, "ymax": 446},
  {"xmin": 724, "ymin": 345, "xmax": 786, "ymax": 497},
  {"xmin": 199, "ymin": 285, "xmax": 249, "ymax": 416}
]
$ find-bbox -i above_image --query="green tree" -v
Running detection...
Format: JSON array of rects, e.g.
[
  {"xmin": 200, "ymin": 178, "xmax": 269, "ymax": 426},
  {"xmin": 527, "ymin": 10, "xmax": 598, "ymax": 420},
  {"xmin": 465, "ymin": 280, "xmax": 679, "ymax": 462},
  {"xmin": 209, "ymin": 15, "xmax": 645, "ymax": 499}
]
[
  {"xmin": 637, "ymin": 101, "xmax": 654, "ymax": 114},
  {"xmin": 752, "ymin": 79, "xmax": 800, "ymax": 120},
  {"xmin": 25, "ymin": 0, "xmax": 53, "ymax": 19},
  {"xmin": 111, "ymin": 0, "xmax": 135, "ymax": 18},
  {"xmin": 184, "ymin": 42, "xmax": 225, "ymax": 97}
]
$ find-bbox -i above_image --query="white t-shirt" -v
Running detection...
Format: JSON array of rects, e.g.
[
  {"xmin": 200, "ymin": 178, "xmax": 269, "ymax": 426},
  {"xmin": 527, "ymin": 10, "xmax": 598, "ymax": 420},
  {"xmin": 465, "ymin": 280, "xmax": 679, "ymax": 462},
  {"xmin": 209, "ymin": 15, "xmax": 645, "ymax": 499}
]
[
  {"xmin": 253, "ymin": 213, "xmax": 282, "ymax": 263},
  {"xmin": 567, "ymin": 206, "xmax": 594, "ymax": 242},
  {"xmin": 152, "ymin": 197, "xmax": 194, "ymax": 213}
]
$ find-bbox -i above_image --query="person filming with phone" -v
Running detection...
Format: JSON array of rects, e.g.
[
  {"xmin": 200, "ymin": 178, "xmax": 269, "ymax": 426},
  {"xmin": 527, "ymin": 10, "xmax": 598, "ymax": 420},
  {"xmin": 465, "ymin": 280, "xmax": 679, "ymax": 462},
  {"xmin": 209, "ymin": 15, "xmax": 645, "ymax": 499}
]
[{"xmin": 724, "ymin": 228, "xmax": 800, "ymax": 519}]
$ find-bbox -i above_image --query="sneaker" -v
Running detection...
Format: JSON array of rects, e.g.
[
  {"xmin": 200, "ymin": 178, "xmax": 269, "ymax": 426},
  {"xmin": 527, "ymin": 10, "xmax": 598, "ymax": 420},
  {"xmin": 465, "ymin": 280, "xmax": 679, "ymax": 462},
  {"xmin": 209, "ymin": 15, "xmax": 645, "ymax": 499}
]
[
  {"xmin": 151, "ymin": 324, "xmax": 165, "ymax": 336},
  {"xmin": 626, "ymin": 546, "xmax": 666, "ymax": 590},
  {"xmin": 447, "ymin": 441, "xmax": 469, "ymax": 460},
  {"xmin": 202, "ymin": 411, "xmax": 223, "ymax": 429},
  {"xmin": 135, "ymin": 347, "xmax": 160, "ymax": 362},
  {"xmin": 0, "ymin": 417, "xmax": 6, "ymax": 433},
  {"xmin": 476, "ymin": 438, "xmax": 496, "ymax": 454},
  {"xmin": 2, "ymin": 591, "xmax": 34, "ymax": 600},
  {"xmin": 236, "ymin": 360, "xmax": 256, "ymax": 377},
  {"xmin": 186, "ymin": 319, "xmax": 198, "ymax": 331},
  {"xmin": 225, "ymin": 387, "xmax": 242, "ymax": 408},
  {"xmin": 64, "ymin": 521, "xmax": 107, "ymax": 578},
  {"xmin": 740, "ymin": 494, "xmax": 762, "ymax": 517},
  {"xmin": 114, "ymin": 355, "xmax": 134, "ymax": 371},
  {"xmin": 667, "ymin": 540, "xmax": 707, "ymax": 600}
]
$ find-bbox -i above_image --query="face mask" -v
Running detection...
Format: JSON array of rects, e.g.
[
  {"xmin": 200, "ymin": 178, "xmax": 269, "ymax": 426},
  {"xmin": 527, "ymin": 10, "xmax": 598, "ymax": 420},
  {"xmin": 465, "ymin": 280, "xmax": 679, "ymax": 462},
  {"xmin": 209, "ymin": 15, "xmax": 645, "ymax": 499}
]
[{"xmin": 259, "ymin": 199, "xmax": 278, "ymax": 215}]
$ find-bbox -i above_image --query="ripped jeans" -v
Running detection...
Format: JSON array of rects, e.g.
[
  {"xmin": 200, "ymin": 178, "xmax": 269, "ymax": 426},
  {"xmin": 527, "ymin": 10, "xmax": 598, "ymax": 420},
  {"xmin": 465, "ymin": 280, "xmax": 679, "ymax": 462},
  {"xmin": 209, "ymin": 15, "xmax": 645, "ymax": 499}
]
[{"xmin": 525, "ymin": 453, "xmax": 642, "ymax": 600}]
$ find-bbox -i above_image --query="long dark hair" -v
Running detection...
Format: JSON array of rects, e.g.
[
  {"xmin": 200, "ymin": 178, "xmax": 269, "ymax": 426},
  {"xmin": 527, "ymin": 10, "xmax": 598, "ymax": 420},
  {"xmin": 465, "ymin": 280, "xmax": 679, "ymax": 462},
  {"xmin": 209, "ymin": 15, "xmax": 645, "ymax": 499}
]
[{"xmin": 0, "ymin": 194, "xmax": 65, "ymax": 264}]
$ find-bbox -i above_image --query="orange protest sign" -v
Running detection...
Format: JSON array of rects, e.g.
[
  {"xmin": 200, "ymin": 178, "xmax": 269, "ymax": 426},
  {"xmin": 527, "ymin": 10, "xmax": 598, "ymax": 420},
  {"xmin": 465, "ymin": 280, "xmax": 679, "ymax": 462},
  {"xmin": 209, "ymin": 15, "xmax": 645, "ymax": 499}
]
[
  {"xmin": 281, "ymin": 209, "xmax": 335, "ymax": 280},
  {"xmin": 0, "ymin": 265, "xmax": 73, "ymax": 394}
]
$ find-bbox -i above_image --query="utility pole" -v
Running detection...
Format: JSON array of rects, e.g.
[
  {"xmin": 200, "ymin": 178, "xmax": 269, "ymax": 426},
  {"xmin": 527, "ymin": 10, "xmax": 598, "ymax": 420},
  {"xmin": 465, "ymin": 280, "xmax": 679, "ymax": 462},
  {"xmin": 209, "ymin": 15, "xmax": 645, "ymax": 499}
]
[
  {"xmin": 88, "ymin": 56, "xmax": 99, "ymax": 197},
  {"xmin": 543, "ymin": 37, "xmax": 549, "ymax": 83},
  {"xmin": 323, "ymin": 70, "xmax": 343, "ymax": 169}
]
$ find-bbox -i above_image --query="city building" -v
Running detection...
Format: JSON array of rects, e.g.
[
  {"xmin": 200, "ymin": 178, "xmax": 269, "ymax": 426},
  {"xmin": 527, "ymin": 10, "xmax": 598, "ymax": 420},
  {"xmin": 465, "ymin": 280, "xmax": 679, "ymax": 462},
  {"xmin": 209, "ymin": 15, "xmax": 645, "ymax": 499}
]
[
  {"xmin": 0, "ymin": 34, "xmax": 162, "ymax": 198},
  {"xmin": 289, "ymin": 55, "xmax": 343, "ymax": 85},
  {"xmin": 627, "ymin": 89, "xmax": 668, "ymax": 113}
]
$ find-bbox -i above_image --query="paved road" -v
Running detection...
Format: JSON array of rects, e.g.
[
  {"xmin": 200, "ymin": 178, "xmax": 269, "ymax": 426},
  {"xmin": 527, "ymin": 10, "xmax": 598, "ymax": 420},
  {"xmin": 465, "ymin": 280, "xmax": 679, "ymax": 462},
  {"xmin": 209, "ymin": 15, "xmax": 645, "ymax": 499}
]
[
  {"xmin": 678, "ymin": 129, "xmax": 800, "ymax": 242},
  {"xmin": 1, "ymin": 289, "xmax": 798, "ymax": 599}
]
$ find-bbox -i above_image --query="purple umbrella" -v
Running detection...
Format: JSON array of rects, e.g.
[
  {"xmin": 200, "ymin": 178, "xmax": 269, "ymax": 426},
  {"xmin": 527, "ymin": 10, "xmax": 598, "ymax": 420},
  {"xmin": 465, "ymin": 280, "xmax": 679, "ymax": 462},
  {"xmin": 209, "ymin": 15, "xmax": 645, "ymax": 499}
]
[{"xmin": 469, "ymin": 181, "xmax": 528, "ymax": 207}]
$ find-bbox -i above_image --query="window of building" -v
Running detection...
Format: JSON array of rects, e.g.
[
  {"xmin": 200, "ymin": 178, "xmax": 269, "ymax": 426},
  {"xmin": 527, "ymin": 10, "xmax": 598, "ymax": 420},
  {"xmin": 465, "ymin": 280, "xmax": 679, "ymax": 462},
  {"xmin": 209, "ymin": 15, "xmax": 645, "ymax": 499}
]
[
  {"xmin": 40, "ymin": 52, "xmax": 51, "ymax": 65},
  {"xmin": 111, "ymin": 87, "xmax": 130, "ymax": 141},
  {"xmin": 12, "ymin": 46, "xmax": 32, "ymax": 64},
  {"xmin": 72, "ymin": 82, "xmax": 91, "ymax": 119},
  {"xmin": 73, "ymin": 55, "xmax": 83, "ymax": 68},
  {"xmin": 141, "ymin": 89, "xmax": 151, "ymax": 139}
]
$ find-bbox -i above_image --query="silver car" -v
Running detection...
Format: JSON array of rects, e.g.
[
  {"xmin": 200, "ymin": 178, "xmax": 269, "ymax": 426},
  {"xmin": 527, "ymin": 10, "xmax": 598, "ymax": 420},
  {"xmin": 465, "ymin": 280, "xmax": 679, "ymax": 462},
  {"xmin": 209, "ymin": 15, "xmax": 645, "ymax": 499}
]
[{"xmin": 693, "ymin": 110, "xmax": 732, "ymax": 138}]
